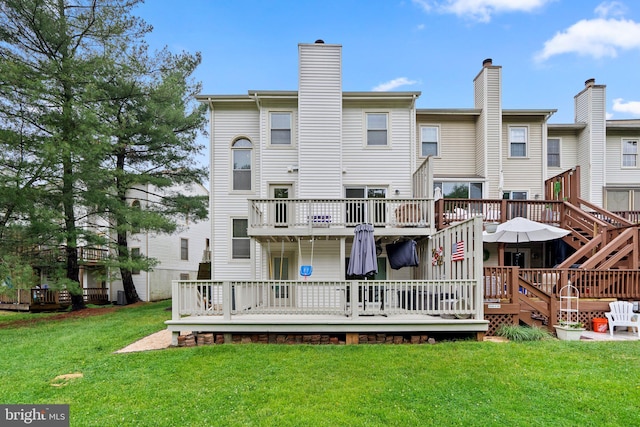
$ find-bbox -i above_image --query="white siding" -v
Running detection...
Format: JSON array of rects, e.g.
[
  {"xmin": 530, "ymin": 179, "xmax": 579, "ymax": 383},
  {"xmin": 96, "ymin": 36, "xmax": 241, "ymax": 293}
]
[
  {"xmin": 259, "ymin": 100, "xmax": 299, "ymax": 197},
  {"xmin": 298, "ymin": 43, "xmax": 342, "ymax": 198},
  {"xmin": 212, "ymin": 105, "xmax": 260, "ymax": 280}
]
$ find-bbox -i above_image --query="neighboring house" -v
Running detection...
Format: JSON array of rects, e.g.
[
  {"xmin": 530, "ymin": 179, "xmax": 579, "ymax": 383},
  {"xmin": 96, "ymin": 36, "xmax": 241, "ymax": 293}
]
[{"xmin": 109, "ymin": 182, "xmax": 211, "ymax": 302}]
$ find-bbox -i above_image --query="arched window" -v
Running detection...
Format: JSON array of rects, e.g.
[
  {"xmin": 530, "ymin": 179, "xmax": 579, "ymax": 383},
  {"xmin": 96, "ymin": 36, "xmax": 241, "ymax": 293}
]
[{"xmin": 232, "ymin": 138, "xmax": 252, "ymax": 191}]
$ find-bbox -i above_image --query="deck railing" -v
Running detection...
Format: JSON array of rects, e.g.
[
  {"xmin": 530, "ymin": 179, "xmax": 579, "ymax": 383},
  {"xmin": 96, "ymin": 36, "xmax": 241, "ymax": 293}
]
[
  {"xmin": 484, "ymin": 267, "xmax": 640, "ymax": 300},
  {"xmin": 83, "ymin": 287, "xmax": 109, "ymax": 304},
  {"xmin": 172, "ymin": 279, "xmax": 479, "ymax": 320},
  {"xmin": 0, "ymin": 287, "xmax": 108, "ymax": 307},
  {"xmin": 248, "ymin": 198, "xmax": 433, "ymax": 230}
]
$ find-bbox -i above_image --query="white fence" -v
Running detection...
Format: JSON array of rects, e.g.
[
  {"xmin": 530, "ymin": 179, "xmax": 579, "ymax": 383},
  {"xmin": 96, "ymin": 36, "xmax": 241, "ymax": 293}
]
[{"xmin": 172, "ymin": 279, "xmax": 479, "ymax": 320}]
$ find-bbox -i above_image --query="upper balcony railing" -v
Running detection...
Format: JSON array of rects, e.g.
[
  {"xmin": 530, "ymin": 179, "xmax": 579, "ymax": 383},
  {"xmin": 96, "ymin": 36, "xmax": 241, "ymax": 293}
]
[
  {"xmin": 248, "ymin": 198, "xmax": 434, "ymax": 236},
  {"xmin": 435, "ymin": 199, "xmax": 565, "ymax": 229}
]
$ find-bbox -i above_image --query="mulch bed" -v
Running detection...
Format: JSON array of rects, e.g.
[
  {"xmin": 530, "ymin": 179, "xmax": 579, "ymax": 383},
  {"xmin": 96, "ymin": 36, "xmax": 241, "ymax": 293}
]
[{"xmin": 0, "ymin": 302, "xmax": 146, "ymax": 329}]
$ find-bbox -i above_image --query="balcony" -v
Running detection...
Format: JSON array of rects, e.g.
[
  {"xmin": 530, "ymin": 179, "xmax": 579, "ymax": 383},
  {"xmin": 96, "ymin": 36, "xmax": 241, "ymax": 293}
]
[{"xmin": 248, "ymin": 198, "xmax": 435, "ymax": 239}]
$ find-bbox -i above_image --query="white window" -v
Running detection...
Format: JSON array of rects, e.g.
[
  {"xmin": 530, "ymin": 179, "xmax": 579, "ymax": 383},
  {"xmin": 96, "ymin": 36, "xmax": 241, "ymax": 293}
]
[
  {"xmin": 509, "ymin": 127, "xmax": 527, "ymax": 157},
  {"xmin": 421, "ymin": 126, "xmax": 438, "ymax": 157},
  {"xmin": 622, "ymin": 139, "xmax": 638, "ymax": 168},
  {"xmin": 180, "ymin": 238, "xmax": 188, "ymax": 261},
  {"xmin": 434, "ymin": 182, "xmax": 483, "ymax": 199},
  {"xmin": 232, "ymin": 138, "xmax": 252, "ymax": 191},
  {"xmin": 345, "ymin": 187, "xmax": 387, "ymax": 224},
  {"xmin": 366, "ymin": 113, "xmax": 388, "ymax": 146},
  {"xmin": 547, "ymin": 138, "xmax": 560, "ymax": 167},
  {"xmin": 232, "ymin": 218, "xmax": 250, "ymax": 259},
  {"xmin": 606, "ymin": 189, "xmax": 640, "ymax": 211},
  {"xmin": 270, "ymin": 112, "xmax": 291, "ymax": 145}
]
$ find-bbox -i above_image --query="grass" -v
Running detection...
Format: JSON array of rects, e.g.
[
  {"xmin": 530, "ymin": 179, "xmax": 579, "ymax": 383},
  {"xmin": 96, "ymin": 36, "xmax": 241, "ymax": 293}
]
[{"xmin": 2, "ymin": 301, "xmax": 640, "ymax": 426}]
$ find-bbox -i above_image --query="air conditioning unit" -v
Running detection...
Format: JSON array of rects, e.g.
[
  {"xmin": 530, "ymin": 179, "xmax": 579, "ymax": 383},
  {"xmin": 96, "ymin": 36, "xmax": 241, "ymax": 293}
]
[{"xmin": 116, "ymin": 290, "xmax": 126, "ymax": 305}]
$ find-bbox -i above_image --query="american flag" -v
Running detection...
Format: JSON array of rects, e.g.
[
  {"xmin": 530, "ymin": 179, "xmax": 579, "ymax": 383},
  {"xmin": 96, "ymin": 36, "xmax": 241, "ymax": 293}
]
[{"xmin": 452, "ymin": 241, "xmax": 465, "ymax": 261}]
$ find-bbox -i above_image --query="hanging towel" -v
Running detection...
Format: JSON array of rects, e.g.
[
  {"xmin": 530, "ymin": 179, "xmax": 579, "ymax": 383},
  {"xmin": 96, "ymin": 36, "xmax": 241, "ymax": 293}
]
[{"xmin": 386, "ymin": 240, "xmax": 419, "ymax": 270}]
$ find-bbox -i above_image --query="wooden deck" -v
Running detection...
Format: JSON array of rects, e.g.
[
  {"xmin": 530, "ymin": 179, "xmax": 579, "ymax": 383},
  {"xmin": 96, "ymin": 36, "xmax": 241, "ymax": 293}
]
[{"xmin": 0, "ymin": 287, "xmax": 110, "ymax": 312}]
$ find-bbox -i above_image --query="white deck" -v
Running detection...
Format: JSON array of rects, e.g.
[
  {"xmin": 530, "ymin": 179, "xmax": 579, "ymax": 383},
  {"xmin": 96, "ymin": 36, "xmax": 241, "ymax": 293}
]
[{"xmin": 166, "ymin": 279, "xmax": 488, "ymax": 345}]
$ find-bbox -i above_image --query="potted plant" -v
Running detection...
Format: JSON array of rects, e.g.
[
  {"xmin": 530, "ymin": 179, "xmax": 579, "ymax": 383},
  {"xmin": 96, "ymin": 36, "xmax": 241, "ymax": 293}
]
[{"xmin": 553, "ymin": 321, "xmax": 586, "ymax": 341}]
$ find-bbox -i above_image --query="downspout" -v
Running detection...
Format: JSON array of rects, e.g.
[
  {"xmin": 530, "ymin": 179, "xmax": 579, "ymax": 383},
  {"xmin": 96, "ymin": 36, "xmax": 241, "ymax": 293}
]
[
  {"xmin": 146, "ymin": 182, "xmax": 150, "ymax": 301},
  {"xmin": 209, "ymin": 100, "xmax": 215, "ymax": 280},
  {"xmin": 541, "ymin": 111, "xmax": 555, "ymax": 196},
  {"xmin": 410, "ymin": 94, "xmax": 417, "ymax": 197}
]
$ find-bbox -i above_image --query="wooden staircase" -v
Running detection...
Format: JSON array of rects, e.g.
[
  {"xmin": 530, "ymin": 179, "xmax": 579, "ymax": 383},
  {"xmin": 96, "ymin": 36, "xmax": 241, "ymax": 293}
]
[{"xmin": 197, "ymin": 262, "xmax": 211, "ymax": 280}]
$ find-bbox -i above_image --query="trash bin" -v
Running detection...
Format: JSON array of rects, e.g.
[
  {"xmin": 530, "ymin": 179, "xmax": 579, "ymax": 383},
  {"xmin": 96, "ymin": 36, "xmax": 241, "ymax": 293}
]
[
  {"xmin": 592, "ymin": 317, "xmax": 608, "ymax": 333},
  {"xmin": 116, "ymin": 290, "xmax": 126, "ymax": 305}
]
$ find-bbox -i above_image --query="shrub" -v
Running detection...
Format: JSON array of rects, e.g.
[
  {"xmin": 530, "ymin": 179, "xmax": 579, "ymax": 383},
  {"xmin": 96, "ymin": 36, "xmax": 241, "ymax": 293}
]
[{"xmin": 495, "ymin": 324, "xmax": 553, "ymax": 342}]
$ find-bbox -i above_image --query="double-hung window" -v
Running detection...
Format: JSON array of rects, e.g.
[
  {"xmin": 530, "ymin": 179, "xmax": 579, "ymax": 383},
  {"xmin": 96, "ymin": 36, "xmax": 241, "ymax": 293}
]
[
  {"xmin": 232, "ymin": 138, "xmax": 252, "ymax": 191},
  {"xmin": 421, "ymin": 126, "xmax": 438, "ymax": 157},
  {"xmin": 270, "ymin": 112, "xmax": 292, "ymax": 145},
  {"xmin": 366, "ymin": 113, "xmax": 388, "ymax": 146},
  {"xmin": 509, "ymin": 127, "xmax": 527, "ymax": 157},
  {"xmin": 180, "ymin": 238, "xmax": 188, "ymax": 261},
  {"xmin": 232, "ymin": 218, "xmax": 250, "ymax": 259},
  {"xmin": 622, "ymin": 139, "xmax": 638, "ymax": 167},
  {"xmin": 547, "ymin": 138, "xmax": 560, "ymax": 167}
]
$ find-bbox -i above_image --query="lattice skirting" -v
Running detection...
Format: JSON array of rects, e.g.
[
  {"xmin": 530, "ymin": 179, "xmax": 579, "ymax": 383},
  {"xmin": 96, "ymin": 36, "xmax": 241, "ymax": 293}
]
[{"xmin": 485, "ymin": 314, "xmax": 517, "ymax": 336}]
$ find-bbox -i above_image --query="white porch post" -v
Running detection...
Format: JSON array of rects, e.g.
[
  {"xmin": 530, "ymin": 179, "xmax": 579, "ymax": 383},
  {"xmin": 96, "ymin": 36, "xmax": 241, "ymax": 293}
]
[
  {"xmin": 171, "ymin": 280, "xmax": 180, "ymax": 346},
  {"xmin": 223, "ymin": 281, "xmax": 232, "ymax": 320},
  {"xmin": 474, "ymin": 217, "xmax": 484, "ymax": 319}
]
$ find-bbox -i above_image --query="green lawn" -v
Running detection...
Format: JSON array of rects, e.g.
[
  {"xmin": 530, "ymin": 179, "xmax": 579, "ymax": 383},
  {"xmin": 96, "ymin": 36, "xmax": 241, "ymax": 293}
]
[{"xmin": 1, "ymin": 301, "xmax": 640, "ymax": 426}]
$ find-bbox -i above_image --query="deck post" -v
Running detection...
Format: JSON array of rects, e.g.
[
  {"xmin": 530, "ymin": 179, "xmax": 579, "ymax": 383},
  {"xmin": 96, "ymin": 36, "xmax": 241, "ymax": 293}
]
[
  {"xmin": 171, "ymin": 331, "xmax": 179, "ymax": 346},
  {"xmin": 172, "ymin": 281, "xmax": 180, "ymax": 321},
  {"xmin": 223, "ymin": 281, "xmax": 231, "ymax": 320}
]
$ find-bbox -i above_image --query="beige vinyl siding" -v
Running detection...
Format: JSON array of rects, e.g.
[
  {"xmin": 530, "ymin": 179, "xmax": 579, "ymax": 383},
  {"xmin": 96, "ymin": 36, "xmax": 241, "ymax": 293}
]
[
  {"xmin": 589, "ymin": 87, "xmax": 607, "ymax": 206},
  {"xmin": 418, "ymin": 118, "xmax": 476, "ymax": 177},
  {"xmin": 298, "ymin": 43, "xmax": 342, "ymax": 198},
  {"xmin": 343, "ymin": 105, "xmax": 413, "ymax": 196},
  {"xmin": 546, "ymin": 130, "xmax": 579, "ymax": 179},
  {"xmin": 211, "ymin": 105, "xmax": 260, "ymax": 280},
  {"xmin": 606, "ymin": 133, "xmax": 640, "ymax": 184},
  {"xmin": 475, "ymin": 65, "xmax": 502, "ymax": 198},
  {"xmin": 502, "ymin": 119, "xmax": 545, "ymax": 198}
]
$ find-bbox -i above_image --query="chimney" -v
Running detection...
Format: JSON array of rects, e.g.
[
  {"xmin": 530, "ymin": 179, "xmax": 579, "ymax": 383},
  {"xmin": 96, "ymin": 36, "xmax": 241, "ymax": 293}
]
[
  {"xmin": 483, "ymin": 58, "xmax": 493, "ymax": 67},
  {"xmin": 585, "ymin": 78, "xmax": 595, "ymax": 88}
]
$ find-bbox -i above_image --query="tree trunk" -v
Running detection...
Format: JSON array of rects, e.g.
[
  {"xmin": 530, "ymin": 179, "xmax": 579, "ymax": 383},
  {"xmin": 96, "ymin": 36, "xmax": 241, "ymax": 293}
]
[{"xmin": 118, "ymin": 229, "xmax": 140, "ymax": 304}]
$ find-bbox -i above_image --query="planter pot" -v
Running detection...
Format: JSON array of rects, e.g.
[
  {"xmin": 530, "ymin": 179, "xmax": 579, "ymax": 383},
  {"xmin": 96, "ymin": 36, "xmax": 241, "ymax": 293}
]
[{"xmin": 554, "ymin": 325, "xmax": 585, "ymax": 341}]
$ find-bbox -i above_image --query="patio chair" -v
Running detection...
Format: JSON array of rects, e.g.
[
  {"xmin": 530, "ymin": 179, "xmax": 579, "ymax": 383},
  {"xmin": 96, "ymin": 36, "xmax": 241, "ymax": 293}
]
[{"xmin": 605, "ymin": 301, "xmax": 640, "ymax": 337}]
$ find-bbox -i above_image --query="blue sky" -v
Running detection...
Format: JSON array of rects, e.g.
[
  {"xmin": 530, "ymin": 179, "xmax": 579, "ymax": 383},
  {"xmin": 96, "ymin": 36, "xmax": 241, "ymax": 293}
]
[{"xmin": 136, "ymin": 0, "xmax": 640, "ymax": 125}]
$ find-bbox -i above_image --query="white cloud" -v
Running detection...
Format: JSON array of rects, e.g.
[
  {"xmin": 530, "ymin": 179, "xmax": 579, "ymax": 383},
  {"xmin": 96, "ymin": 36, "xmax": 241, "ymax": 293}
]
[
  {"xmin": 612, "ymin": 98, "xmax": 640, "ymax": 116},
  {"xmin": 534, "ymin": 17, "xmax": 640, "ymax": 61},
  {"xmin": 413, "ymin": 0, "xmax": 551, "ymax": 23},
  {"xmin": 595, "ymin": 1, "xmax": 626, "ymax": 18},
  {"xmin": 373, "ymin": 77, "xmax": 418, "ymax": 91},
  {"xmin": 416, "ymin": 23, "xmax": 426, "ymax": 30},
  {"xmin": 535, "ymin": 3, "xmax": 640, "ymax": 62}
]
